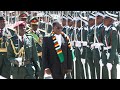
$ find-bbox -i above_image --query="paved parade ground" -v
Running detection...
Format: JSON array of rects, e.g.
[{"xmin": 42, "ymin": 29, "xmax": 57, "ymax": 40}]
[{"xmin": 1, "ymin": 63, "xmax": 120, "ymax": 79}]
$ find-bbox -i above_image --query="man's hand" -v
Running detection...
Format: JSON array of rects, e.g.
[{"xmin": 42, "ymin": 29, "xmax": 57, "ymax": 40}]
[
  {"xmin": 107, "ymin": 63, "xmax": 112, "ymax": 70},
  {"xmin": 44, "ymin": 68, "xmax": 52, "ymax": 75},
  {"xmin": 99, "ymin": 59, "xmax": 104, "ymax": 66}
]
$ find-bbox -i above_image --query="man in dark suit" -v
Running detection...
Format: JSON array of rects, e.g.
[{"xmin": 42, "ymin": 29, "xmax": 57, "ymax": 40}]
[
  {"xmin": 42, "ymin": 21, "xmax": 73, "ymax": 79},
  {"xmin": 28, "ymin": 17, "xmax": 45, "ymax": 79}
]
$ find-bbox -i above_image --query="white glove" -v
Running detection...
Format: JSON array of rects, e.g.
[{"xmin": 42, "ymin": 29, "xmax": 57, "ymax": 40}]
[
  {"xmin": 90, "ymin": 43, "xmax": 95, "ymax": 49},
  {"xmin": 91, "ymin": 43, "xmax": 103, "ymax": 49},
  {"xmin": 81, "ymin": 59, "xmax": 86, "ymax": 64},
  {"xmin": 99, "ymin": 59, "xmax": 104, "ymax": 66},
  {"xmin": 107, "ymin": 63, "xmax": 112, "ymax": 70},
  {"xmin": 107, "ymin": 53, "xmax": 110, "ymax": 60},
  {"xmin": 16, "ymin": 57, "xmax": 22, "ymax": 67}
]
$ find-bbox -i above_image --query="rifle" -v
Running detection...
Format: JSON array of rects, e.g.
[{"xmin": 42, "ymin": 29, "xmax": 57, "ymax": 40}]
[
  {"xmin": 66, "ymin": 11, "xmax": 69, "ymax": 35},
  {"xmin": 45, "ymin": 11, "xmax": 48, "ymax": 36},
  {"xmin": 80, "ymin": 11, "xmax": 87, "ymax": 79},
  {"xmin": 94, "ymin": 11, "xmax": 97, "ymax": 79},
  {"xmin": 73, "ymin": 11, "xmax": 78, "ymax": 79}
]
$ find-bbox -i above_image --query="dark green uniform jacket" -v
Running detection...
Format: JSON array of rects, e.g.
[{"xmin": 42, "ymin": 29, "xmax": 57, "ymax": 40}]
[{"xmin": 7, "ymin": 34, "xmax": 41, "ymax": 79}]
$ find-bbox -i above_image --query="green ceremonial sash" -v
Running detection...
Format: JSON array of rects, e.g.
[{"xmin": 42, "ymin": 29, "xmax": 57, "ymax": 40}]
[
  {"xmin": 52, "ymin": 31, "xmax": 76, "ymax": 63},
  {"xmin": 29, "ymin": 32, "xmax": 39, "ymax": 43},
  {"xmin": 58, "ymin": 52, "xmax": 64, "ymax": 63}
]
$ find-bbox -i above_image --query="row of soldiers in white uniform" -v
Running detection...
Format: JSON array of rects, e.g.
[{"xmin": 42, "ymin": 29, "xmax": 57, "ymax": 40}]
[{"xmin": 60, "ymin": 11, "xmax": 120, "ymax": 79}]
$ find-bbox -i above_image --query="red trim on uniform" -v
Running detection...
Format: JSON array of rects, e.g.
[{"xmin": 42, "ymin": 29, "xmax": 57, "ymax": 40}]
[{"xmin": 31, "ymin": 19, "xmax": 38, "ymax": 23}]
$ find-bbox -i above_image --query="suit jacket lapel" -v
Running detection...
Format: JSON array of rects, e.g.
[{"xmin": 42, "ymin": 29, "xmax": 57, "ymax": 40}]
[{"xmin": 61, "ymin": 35, "xmax": 65, "ymax": 45}]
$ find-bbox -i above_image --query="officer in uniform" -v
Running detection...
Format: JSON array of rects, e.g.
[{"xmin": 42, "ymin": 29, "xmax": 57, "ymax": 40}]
[
  {"xmin": 0, "ymin": 14, "xmax": 15, "ymax": 79},
  {"xmin": 77, "ymin": 16, "xmax": 88, "ymax": 79},
  {"xmin": 28, "ymin": 17, "xmax": 45, "ymax": 79},
  {"xmin": 101, "ymin": 12, "xmax": 119, "ymax": 79},
  {"xmin": 19, "ymin": 12, "xmax": 31, "ymax": 31},
  {"xmin": 70, "ymin": 17, "xmax": 79, "ymax": 79},
  {"xmin": 86, "ymin": 13, "xmax": 96, "ymax": 79},
  {"xmin": 28, "ymin": 17, "xmax": 46, "ymax": 37},
  {"xmin": 92, "ymin": 11, "xmax": 105, "ymax": 79},
  {"xmin": 19, "ymin": 12, "xmax": 28, "ymax": 22},
  {"xmin": 71, "ymin": 16, "xmax": 88, "ymax": 79},
  {"xmin": 7, "ymin": 21, "xmax": 41, "ymax": 79}
]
